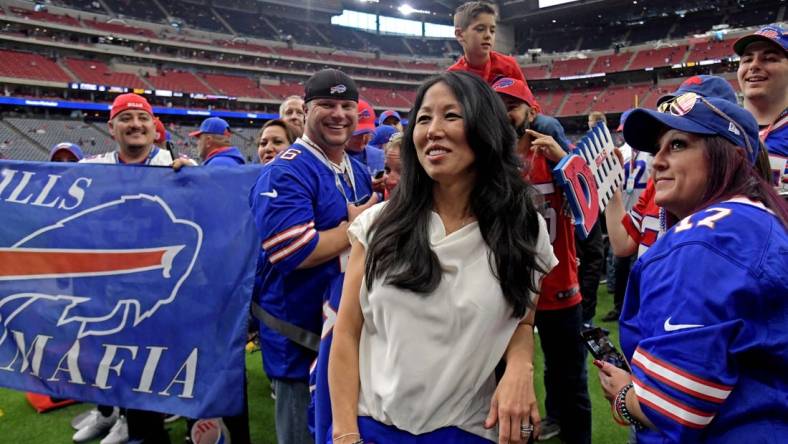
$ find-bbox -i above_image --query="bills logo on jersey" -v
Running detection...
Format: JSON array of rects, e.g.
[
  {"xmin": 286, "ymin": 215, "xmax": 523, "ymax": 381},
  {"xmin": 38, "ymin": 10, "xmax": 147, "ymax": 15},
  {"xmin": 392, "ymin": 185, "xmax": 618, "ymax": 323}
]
[{"xmin": 330, "ymin": 84, "xmax": 347, "ymax": 95}]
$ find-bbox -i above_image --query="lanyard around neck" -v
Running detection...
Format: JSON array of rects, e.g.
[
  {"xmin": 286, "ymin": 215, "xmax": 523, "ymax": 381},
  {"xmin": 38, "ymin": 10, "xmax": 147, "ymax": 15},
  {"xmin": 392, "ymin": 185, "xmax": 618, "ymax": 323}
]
[
  {"xmin": 299, "ymin": 136, "xmax": 358, "ymax": 204},
  {"xmin": 760, "ymin": 107, "xmax": 788, "ymax": 142}
]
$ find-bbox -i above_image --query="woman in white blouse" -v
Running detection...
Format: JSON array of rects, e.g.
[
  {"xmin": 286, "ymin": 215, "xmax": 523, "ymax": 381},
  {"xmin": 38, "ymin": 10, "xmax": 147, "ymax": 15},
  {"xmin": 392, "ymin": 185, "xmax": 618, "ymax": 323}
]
[{"xmin": 328, "ymin": 71, "xmax": 557, "ymax": 444}]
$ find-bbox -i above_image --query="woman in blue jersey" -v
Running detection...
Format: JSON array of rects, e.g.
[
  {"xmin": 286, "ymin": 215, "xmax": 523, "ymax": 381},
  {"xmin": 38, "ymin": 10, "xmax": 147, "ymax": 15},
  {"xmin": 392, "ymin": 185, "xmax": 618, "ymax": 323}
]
[
  {"xmin": 596, "ymin": 92, "xmax": 788, "ymax": 443},
  {"xmin": 328, "ymin": 71, "xmax": 557, "ymax": 444}
]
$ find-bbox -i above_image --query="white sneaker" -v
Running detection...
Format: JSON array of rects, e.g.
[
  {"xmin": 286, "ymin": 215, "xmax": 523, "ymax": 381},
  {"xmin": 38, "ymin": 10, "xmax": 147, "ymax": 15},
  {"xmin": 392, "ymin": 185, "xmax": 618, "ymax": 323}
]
[
  {"xmin": 100, "ymin": 415, "xmax": 128, "ymax": 444},
  {"xmin": 71, "ymin": 408, "xmax": 96, "ymax": 430},
  {"xmin": 72, "ymin": 409, "xmax": 118, "ymax": 443}
]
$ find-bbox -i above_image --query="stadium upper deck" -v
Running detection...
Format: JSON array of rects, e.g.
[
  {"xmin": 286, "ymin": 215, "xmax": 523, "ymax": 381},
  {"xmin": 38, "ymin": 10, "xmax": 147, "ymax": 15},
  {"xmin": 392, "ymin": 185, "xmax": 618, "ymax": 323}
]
[{"xmin": 0, "ymin": 0, "xmax": 781, "ymax": 118}]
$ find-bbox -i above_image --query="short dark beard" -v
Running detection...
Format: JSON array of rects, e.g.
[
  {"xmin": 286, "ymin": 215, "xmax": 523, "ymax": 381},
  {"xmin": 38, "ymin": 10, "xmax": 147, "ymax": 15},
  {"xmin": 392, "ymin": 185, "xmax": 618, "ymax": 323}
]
[{"xmin": 514, "ymin": 119, "xmax": 530, "ymax": 138}]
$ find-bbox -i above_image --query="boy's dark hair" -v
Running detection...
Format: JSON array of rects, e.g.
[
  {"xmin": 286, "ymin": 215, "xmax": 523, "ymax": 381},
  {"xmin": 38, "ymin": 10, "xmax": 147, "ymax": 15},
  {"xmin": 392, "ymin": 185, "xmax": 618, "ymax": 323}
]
[{"xmin": 453, "ymin": 1, "xmax": 497, "ymax": 30}]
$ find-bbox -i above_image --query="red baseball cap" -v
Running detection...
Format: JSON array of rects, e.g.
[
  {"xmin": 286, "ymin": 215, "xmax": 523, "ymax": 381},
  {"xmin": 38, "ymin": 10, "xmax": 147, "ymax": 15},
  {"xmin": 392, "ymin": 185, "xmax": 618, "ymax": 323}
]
[
  {"xmin": 354, "ymin": 99, "xmax": 376, "ymax": 135},
  {"xmin": 492, "ymin": 78, "xmax": 541, "ymax": 112},
  {"xmin": 154, "ymin": 118, "xmax": 166, "ymax": 144},
  {"xmin": 110, "ymin": 93, "xmax": 153, "ymax": 120}
]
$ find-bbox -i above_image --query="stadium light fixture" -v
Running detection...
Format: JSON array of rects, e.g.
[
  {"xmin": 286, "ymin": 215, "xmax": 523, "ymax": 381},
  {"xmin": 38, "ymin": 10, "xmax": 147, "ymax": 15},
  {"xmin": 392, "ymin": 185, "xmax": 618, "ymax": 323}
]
[
  {"xmin": 398, "ymin": 4, "xmax": 430, "ymax": 15},
  {"xmin": 399, "ymin": 4, "xmax": 415, "ymax": 15}
]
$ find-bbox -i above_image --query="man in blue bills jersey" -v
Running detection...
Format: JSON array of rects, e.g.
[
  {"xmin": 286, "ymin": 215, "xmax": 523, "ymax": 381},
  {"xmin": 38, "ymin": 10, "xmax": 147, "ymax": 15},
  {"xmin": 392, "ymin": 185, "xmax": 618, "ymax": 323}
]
[{"xmin": 250, "ymin": 69, "xmax": 376, "ymax": 444}]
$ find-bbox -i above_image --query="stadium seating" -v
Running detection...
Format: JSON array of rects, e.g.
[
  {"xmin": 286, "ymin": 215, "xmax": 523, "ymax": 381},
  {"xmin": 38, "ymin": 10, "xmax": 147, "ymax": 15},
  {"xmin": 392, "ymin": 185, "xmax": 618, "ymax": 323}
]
[
  {"xmin": 201, "ymin": 73, "xmax": 269, "ymax": 99},
  {"xmin": 522, "ymin": 65, "xmax": 550, "ymax": 81},
  {"xmin": 82, "ymin": 17, "xmax": 157, "ymax": 38},
  {"xmin": 103, "ymin": 0, "xmax": 166, "ymax": 23},
  {"xmin": 374, "ymin": 35, "xmax": 413, "ymax": 58},
  {"xmin": 550, "ymin": 58, "xmax": 593, "ymax": 78},
  {"xmin": 628, "ymin": 46, "xmax": 688, "ymax": 71},
  {"xmin": 214, "ymin": 7, "xmax": 280, "ymax": 41},
  {"xmin": 594, "ymin": 83, "xmax": 652, "ymax": 113},
  {"xmin": 9, "ymin": 6, "xmax": 81, "ymax": 27},
  {"xmin": 146, "ymin": 70, "xmax": 215, "ymax": 94},
  {"xmin": 313, "ymin": 23, "xmax": 369, "ymax": 52},
  {"xmin": 639, "ymin": 85, "xmax": 673, "ymax": 110},
  {"xmin": 214, "ymin": 40, "xmax": 275, "ymax": 55},
  {"xmin": 627, "ymin": 18, "xmax": 674, "ymax": 45},
  {"xmin": 406, "ymin": 39, "xmax": 451, "ymax": 58},
  {"xmin": 64, "ymin": 58, "xmax": 149, "ymax": 89},
  {"xmin": 160, "ymin": 0, "xmax": 228, "ymax": 32},
  {"xmin": 0, "ymin": 120, "xmax": 48, "ymax": 161},
  {"xmin": 0, "ymin": 0, "xmax": 772, "ymax": 137},
  {"xmin": 3, "ymin": 117, "xmax": 116, "ymax": 156},
  {"xmin": 396, "ymin": 90, "xmax": 417, "ymax": 106},
  {"xmin": 687, "ymin": 39, "xmax": 737, "ymax": 62},
  {"xmin": 560, "ymin": 87, "xmax": 605, "ymax": 117},
  {"xmin": 671, "ymin": 11, "xmax": 724, "ymax": 40},
  {"xmin": 726, "ymin": 2, "xmax": 779, "ymax": 29},
  {"xmin": 590, "ymin": 53, "xmax": 633, "ymax": 74},
  {"xmin": 0, "ymin": 50, "xmax": 72, "ymax": 83},
  {"xmin": 52, "ymin": 0, "xmax": 107, "ymax": 14},
  {"xmin": 359, "ymin": 86, "xmax": 411, "ymax": 109},
  {"xmin": 535, "ymin": 91, "xmax": 567, "ymax": 117},
  {"xmin": 264, "ymin": 82, "xmax": 305, "ymax": 101}
]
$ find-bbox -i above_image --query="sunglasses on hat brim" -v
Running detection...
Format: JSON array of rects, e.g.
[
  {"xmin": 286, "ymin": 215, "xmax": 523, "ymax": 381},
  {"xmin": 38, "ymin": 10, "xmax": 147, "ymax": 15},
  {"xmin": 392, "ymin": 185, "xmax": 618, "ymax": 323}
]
[{"xmin": 656, "ymin": 92, "xmax": 754, "ymax": 161}]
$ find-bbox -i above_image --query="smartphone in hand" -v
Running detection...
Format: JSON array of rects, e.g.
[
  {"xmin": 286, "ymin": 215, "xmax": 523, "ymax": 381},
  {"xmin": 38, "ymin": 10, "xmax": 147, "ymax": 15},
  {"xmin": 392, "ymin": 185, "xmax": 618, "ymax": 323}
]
[{"xmin": 580, "ymin": 327, "xmax": 631, "ymax": 372}]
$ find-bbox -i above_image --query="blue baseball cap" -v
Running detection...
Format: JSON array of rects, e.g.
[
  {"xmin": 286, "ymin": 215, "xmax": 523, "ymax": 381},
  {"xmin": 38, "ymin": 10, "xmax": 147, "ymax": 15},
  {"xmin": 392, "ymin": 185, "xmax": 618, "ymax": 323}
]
[
  {"xmin": 368, "ymin": 124, "xmax": 397, "ymax": 150},
  {"xmin": 189, "ymin": 117, "xmax": 230, "ymax": 137},
  {"xmin": 656, "ymin": 75, "xmax": 738, "ymax": 107},
  {"xmin": 623, "ymin": 93, "xmax": 760, "ymax": 164},
  {"xmin": 49, "ymin": 142, "xmax": 84, "ymax": 162},
  {"xmin": 378, "ymin": 110, "xmax": 401, "ymax": 126},
  {"xmin": 734, "ymin": 24, "xmax": 788, "ymax": 56}
]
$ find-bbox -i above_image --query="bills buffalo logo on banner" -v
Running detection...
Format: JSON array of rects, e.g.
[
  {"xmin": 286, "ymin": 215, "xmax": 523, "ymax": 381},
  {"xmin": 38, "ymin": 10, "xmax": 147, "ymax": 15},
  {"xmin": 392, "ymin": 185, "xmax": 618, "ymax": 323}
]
[
  {"xmin": 0, "ymin": 161, "xmax": 260, "ymax": 418},
  {"xmin": 553, "ymin": 122, "xmax": 624, "ymax": 239},
  {"xmin": 0, "ymin": 195, "xmax": 202, "ymax": 340}
]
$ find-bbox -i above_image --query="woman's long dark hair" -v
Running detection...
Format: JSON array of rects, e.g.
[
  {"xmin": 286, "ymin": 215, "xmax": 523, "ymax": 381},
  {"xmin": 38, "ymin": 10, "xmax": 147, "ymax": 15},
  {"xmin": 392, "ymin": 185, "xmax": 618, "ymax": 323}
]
[
  {"xmin": 696, "ymin": 136, "xmax": 788, "ymax": 228},
  {"xmin": 364, "ymin": 71, "xmax": 546, "ymax": 318}
]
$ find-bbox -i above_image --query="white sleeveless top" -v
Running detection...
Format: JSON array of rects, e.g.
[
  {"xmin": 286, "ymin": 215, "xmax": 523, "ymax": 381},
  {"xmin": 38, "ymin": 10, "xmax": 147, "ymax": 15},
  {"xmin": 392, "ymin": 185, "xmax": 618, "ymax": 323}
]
[{"xmin": 348, "ymin": 203, "xmax": 557, "ymax": 440}]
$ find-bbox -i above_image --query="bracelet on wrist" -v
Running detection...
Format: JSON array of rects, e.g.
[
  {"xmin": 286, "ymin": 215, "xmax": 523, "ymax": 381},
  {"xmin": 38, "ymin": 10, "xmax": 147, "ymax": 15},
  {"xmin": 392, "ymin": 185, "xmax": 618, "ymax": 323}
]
[
  {"xmin": 333, "ymin": 432, "xmax": 363, "ymax": 444},
  {"xmin": 614, "ymin": 382, "xmax": 646, "ymax": 430},
  {"xmin": 610, "ymin": 402, "xmax": 629, "ymax": 426}
]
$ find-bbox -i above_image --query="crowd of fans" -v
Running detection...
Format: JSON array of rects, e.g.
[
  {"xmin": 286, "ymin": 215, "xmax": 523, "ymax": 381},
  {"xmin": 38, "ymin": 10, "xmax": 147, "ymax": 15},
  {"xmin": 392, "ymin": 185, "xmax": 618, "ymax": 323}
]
[{"xmin": 1, "ymin": 2, "xmax": 787, "ymax": 444}]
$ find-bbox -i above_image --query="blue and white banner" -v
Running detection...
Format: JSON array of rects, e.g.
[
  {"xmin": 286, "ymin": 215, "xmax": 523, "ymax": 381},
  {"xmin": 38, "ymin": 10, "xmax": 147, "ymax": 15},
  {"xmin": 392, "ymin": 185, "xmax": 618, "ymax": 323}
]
[{"xmin": 0, "ymin": 161, "xmax": 261, "ymax": 417}]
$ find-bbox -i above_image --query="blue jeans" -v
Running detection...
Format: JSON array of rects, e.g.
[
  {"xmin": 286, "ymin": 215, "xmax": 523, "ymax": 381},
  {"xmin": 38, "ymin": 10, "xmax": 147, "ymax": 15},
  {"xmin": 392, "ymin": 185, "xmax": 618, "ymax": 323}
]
[
  {"xmin": 536, "ymin": 304, "xmax": 592, "ymax": 444},
  {"xmin": 272, "ymin": 378, "xmax": 314, "ymax": 444}
]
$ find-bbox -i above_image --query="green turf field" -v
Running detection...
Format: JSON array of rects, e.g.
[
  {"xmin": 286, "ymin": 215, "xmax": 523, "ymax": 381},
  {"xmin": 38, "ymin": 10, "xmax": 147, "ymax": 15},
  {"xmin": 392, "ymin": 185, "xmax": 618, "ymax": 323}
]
[{"xmin": 0, "ymin": 288, "xmax": 628, "ymax": 443}]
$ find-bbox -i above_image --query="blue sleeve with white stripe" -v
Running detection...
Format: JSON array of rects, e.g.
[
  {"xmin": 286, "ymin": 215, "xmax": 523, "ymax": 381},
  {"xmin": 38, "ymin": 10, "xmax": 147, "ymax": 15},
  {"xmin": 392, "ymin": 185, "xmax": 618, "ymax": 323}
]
[{"xmin": 251, "ymin": 164, "xmax": 318, "ymax": 274}]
